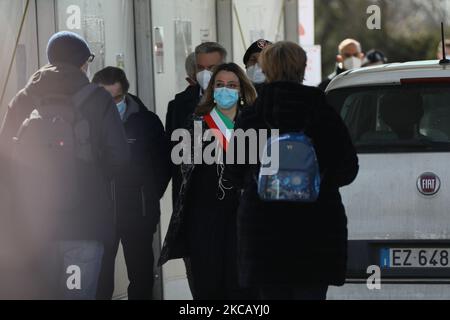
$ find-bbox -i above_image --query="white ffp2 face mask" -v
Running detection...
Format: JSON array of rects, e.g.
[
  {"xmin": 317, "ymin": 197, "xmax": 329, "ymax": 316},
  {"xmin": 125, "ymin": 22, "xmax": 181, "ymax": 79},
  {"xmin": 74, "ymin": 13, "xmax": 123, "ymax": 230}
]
[
  {"xmin": 343, "ymin": 56, "xmax": 362, "ymax": 71},
  {"xmin": 196, "ymin": 70, "xmax": 213, "ymax": 91},
  {"xmin": 246, "ymin": 64, "xmax": 266, "ymax": 84}
]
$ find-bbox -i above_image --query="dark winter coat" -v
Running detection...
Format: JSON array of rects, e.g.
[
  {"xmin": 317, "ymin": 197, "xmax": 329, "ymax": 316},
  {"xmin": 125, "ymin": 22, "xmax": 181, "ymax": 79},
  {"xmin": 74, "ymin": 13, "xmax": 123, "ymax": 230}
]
[
  {"xmin": 0, "ymin": 63, "xmax": 129, "ymax": 242},
  {"xmin": 318, "ymin": 66, "xmax": 346, "ymax": 92},
  {"xmin": 226, "ymin": 81, "xmax": 359, "ymax": 288},
  {"xmin": 114, "ymin": 94, "xmax": 170, "ymax": 234},
  {"xmin": 165, "ymin": 85, "xmax": 202, "ymax": 139},
  {"xmin": 165, "ymin": 85, "xmax": 201, "ymax": 206},
  {"xmin": 159, "ymin": 111, "xmax": 247, "ymax": 299},
  {"xmin": 159, "ymin": 113, "xmax": 238, "ymax": 266}
]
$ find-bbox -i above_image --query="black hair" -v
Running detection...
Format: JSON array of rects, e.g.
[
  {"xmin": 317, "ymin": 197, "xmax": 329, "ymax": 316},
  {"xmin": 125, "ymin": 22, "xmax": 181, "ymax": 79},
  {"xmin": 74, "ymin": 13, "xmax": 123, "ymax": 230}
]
[
  {"xmin": 363, "ymin": 49, "xmax": 388, "ymax": 66},
  {"xmin": 92, "ymin": 66, "xmax": 130, "ymax": 93}
]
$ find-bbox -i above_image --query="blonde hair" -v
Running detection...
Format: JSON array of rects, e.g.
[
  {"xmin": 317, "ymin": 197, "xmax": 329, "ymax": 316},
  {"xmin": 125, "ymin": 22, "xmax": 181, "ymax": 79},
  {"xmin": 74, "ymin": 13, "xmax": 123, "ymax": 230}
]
[
  {"xmin": 260, "ymin": 41, "xmax": 307, "ymax": 83},
  {"xmin": 195, "ymin": 63, "xmax": 257, "ymax": 116},
  {"xmin": 338, "ymin": 38, "xmax": 362, "ymax": 54}
]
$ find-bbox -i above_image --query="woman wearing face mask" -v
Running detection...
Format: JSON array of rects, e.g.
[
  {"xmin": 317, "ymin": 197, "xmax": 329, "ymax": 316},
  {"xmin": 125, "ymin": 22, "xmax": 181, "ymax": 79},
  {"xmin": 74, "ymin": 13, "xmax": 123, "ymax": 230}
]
[
  {"xmin": 244, "ymin": 39, "xmax": 272, "ymax": 92},
  {"xmin": 159, "ymin": 63, "xmax": 257, "ymax": 300}
]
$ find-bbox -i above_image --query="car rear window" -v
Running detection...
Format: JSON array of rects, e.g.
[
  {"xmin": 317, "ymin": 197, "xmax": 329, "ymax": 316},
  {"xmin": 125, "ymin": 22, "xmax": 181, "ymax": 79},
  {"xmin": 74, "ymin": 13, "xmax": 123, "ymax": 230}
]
[{"xmin": 327, "ymin": 84, "xmax": 450, "ymax": 153}]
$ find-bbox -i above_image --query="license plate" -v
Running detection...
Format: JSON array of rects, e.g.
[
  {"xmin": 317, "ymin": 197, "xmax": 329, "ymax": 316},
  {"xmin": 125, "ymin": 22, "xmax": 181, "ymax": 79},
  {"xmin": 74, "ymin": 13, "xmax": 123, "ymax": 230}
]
[{"xmin": 380, "ymin": 248, "xmax": 450, "ymax": 268}]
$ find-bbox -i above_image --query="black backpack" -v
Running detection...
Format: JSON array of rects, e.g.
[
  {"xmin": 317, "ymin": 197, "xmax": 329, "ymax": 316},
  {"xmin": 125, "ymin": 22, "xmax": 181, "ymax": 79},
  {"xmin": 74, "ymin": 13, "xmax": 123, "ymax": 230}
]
[{"xmin": 11, "ymin": 84, "xmax": 99, "ymax": 238}]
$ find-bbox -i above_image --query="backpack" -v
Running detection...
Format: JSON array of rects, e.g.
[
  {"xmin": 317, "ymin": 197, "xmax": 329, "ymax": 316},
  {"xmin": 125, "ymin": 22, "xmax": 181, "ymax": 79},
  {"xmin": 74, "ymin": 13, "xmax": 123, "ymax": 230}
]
[
  {"xmin": 258, "ymin": 132, "xmax": 321, "ymax": 203},
  {"xmin": 11, "ymin": 84, "xmax": 99, "ymax": 225}
]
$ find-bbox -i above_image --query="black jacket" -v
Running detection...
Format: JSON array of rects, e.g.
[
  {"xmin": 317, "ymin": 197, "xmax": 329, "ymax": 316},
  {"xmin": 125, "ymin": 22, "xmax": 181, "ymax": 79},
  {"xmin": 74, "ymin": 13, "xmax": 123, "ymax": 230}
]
[
  {"xmin": 159, "ymin": 112, "xmax": 247, "ymax": 299},
  {"xmin": 159, "ymin": 111, "xmax": 242, "ymax": 266},
  {"xmin": 159, "ymin": 114, "xmax": 206, "ymax": 265},
  {"xmin": 318, "ymin": 66, "xmax": 346, "ymax": 92},
  {"xmin": 226, "ymin": 82, "xmax": 359, "ymax": 287},
  {"xmin": 0, "ymin": 64, "xmax": 129, "ymax": 242},
  {"xmin": 165, "ymin": 85, "xmax": 201, "ymax": 139},
  {"xmin": 165, "ymin": 85, "xmax": 201, "ymax": 205},
  {"xmin": 114, "ymin": 94, "xmax": 170, "ymax": 234}
]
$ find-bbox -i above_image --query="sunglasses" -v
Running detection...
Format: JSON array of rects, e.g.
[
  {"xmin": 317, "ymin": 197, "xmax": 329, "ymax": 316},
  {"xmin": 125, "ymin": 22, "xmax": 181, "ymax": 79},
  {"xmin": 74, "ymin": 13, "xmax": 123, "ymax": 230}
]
[{"xmin": 88, "ymin": 53, "xmax": 95, "ymax": 63}]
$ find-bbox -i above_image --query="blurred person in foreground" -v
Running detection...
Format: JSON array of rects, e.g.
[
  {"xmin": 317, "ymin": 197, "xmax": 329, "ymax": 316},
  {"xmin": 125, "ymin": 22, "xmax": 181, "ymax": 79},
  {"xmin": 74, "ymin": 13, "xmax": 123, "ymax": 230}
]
[{"xmin": 0, "ymin": 31, "xmax": 129, "ymax": 299}]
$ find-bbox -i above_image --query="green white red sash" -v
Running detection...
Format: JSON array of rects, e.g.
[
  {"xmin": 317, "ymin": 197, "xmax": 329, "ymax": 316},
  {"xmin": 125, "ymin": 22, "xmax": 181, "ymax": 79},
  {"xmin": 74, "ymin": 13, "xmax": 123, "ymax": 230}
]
[{"xmin": 204, "ymin": 108, "xmax": 234, "ymax": 152}]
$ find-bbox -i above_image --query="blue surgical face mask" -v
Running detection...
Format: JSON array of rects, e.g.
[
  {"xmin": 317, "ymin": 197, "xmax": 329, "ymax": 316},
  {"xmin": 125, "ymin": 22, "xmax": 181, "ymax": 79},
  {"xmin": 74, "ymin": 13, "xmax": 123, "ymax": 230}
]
[
  {"xmin": 214, "ymin": 87, "xmax": 239, "ymax": 110},
  {"xmin": 116, "ymin": 98, "xmax": 127, "ymax": 120}
]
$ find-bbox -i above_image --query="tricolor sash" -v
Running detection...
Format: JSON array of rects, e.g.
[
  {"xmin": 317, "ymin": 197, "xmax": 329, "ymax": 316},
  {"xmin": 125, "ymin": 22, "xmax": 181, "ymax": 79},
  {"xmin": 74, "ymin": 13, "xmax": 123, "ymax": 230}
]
[{"xmin": 204, "ymin": 108, "xmax": 234, "ymax": 152}]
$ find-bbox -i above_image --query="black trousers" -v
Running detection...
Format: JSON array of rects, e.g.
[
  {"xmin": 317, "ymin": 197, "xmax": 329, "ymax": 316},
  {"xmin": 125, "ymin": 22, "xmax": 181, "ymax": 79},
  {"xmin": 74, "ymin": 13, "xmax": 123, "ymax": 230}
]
[{"xmin": 96, "ymin": 226, "xmax": 155, "ymax": 300}]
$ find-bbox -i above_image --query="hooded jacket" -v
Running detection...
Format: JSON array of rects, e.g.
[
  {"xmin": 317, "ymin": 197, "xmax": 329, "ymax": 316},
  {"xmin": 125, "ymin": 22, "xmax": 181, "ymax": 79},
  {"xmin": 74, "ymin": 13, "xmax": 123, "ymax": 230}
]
[
  {"xmin": 226, "ymin": 81, "xmax": 359, "ymax": 287},
  {"xmin": 0, "ymin": 64, "xmax": 129, "ymax": 242}
]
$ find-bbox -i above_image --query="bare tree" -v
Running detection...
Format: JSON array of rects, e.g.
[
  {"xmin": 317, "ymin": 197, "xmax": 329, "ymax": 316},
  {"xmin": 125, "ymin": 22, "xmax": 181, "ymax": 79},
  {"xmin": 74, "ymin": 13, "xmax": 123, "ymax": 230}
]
[{"xmin": 316, "ymin": 0, "xmax": 445, "ymax": 78}]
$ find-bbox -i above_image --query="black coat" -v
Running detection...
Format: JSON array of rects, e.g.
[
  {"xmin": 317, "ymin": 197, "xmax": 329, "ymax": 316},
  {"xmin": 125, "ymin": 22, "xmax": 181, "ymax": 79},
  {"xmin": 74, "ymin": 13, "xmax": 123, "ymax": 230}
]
[
  {"xmin": 0, "ymin": 64, "xmax": 130, "ymax": 242},
  {"xmin": 159, "ymin": 114, "xmax": 238, "ymax": 264},
  {"xmin": 318, "ymin": 66, "xmax": 346, "ymax": 92},
  {"xmin": 114, "ymin": 94, "xmax": 170, "ymax": 234},
  {"xmin": 159, "ymin": 114, "xmax": 207, "ymax": 265},
  {"xmin": 165, "ymin": 85, "xmax": 201, "ymax": 205},
  {"xmin": 226, "ymin": 82, "xmax": 359, "ymax": 288},
  {"xmin": 165, "ymin": 85, "xmax": 201, "ymax": 139},
  {"xmin": 159, "ymin": 113, "xmax": 245, "ymax": 299}
]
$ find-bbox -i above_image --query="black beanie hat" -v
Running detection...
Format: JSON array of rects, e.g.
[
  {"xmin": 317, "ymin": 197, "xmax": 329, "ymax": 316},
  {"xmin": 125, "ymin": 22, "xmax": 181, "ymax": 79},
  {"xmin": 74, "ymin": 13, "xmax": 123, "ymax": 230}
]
[
  {"xmin": 243, "ymin": 39, "xmax": 272, "ymax": 66},
  {"xmin": 47, "ymin": 31, "xmax": 92, "ymax": 68},
  {"xmin": 362, "ymin": 49, "xmax": 388, "ymax": 67}
]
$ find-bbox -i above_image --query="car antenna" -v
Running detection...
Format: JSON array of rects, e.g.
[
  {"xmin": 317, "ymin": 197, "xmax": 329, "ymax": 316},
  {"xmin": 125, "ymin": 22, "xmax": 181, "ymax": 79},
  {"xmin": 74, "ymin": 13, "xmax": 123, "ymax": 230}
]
[{"xmin": 439, "ymin": 22, "xmax": 450, "ymax": 65}]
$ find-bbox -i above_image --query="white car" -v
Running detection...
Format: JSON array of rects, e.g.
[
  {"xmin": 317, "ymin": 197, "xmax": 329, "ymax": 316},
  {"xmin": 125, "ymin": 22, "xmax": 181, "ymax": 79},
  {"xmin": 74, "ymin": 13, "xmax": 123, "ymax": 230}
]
[{"xmin": 325, "ymin": 60, "xmax": 450, "ymax": 300}]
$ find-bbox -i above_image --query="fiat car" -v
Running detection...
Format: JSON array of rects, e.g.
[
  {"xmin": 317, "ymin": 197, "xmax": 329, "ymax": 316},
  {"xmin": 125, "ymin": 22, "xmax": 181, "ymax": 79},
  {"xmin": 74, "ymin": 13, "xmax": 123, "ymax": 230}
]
[{"xmin": 325, "ymin": 60, "xmax": 450, "ymax": 299}]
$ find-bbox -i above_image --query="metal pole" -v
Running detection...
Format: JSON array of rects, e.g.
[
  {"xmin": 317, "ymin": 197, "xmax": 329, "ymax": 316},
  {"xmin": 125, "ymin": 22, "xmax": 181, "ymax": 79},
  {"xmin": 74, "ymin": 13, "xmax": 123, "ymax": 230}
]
[{"xmin": 0, "ymin": 0, "xmax": 31, "ymax": 109}]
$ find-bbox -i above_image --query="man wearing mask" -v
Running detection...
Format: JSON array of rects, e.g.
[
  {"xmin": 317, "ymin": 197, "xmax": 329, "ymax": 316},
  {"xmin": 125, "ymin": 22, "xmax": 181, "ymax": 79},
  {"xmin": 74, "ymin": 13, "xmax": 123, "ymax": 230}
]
[
  {"xmin": 319, "ymin": 38, "xmax": 364, "ymax": 91},
  {"xmin": 243, "ymin": 39, "xmax": 272, "ymax": 92},
  {"xmin": 0, "ymin": 31, "xmax": 129, "ymax": 299},
  {"xmin": 166, "ymin": 42, "xmax": 227, "ymax": 205},
  {"xmin": 93, "ymin": 67, "xmax": 171, "ymax": 300}
]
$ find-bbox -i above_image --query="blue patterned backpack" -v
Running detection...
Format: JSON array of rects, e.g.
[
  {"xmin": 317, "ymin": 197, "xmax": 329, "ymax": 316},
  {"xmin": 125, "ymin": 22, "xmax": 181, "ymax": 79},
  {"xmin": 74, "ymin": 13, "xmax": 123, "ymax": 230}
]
[{"xmin": 258, "ymin": 132, "xmax": 321, "ymax": 203}]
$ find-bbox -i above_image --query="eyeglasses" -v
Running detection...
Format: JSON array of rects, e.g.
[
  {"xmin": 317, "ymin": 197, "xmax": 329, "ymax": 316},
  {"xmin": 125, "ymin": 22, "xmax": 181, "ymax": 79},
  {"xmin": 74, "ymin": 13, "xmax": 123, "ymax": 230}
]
[{"xmin": 88, "ymin": 54, "xmax": 96, "ymax": 63}]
